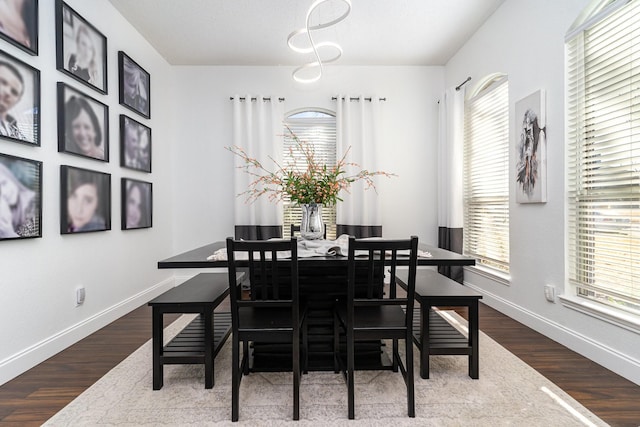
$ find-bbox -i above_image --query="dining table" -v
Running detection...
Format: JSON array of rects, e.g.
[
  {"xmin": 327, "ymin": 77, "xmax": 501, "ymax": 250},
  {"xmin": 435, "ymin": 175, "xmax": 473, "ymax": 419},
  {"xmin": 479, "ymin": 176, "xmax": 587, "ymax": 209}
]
[{"xmin": 158, "ymin": 239, "xmax": 476, "ymax": 371}]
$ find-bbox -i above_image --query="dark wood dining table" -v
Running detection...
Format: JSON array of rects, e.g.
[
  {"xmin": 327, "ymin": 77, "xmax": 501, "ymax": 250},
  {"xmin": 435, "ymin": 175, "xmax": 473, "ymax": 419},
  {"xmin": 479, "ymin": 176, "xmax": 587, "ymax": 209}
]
[{"xmin": 158, "ymin": 240, "xmax": 476, "ymax": 371}]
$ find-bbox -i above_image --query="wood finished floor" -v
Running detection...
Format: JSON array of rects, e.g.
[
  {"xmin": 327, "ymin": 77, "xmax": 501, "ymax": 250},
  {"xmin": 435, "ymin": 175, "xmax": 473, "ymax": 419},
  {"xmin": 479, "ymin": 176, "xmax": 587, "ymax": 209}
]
[{"xmin": 0, "ymin": 302, "xmax": 638, "ymax": 426}]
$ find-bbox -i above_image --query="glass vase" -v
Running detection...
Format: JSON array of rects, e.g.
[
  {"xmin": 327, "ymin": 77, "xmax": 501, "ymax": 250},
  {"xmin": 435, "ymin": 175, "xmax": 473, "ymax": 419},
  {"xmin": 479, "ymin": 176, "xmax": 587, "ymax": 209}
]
[{"xmin": 300, "ymin": 203, "xmax": 324, "ymax": 240}]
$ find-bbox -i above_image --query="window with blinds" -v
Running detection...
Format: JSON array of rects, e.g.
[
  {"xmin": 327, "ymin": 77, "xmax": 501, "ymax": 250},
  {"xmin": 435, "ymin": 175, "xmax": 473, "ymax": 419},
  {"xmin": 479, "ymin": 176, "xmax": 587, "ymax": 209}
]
[
  {"xmin": 463, "ymin": 77, "xmax": 510, "ymax": 273},
  {"xmin": 282, "ymin": 111, "xmax": 337, "ymax": 239},
  {"xmin": 566, "ymin": 0, "xmax": 640, "ymax": 315}
]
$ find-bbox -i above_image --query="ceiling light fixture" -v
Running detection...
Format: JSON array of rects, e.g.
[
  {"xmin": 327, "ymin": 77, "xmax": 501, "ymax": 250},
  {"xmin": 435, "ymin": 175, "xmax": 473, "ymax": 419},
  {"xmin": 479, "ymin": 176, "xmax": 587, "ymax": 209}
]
[{"xmin": 287, "ymin": 0, "xmax": 351, "ymax": 84}]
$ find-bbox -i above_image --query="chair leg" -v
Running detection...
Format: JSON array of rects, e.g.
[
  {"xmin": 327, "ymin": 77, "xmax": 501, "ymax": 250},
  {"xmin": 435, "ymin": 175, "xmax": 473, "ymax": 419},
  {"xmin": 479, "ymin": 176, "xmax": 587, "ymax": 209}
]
[
  {"xmin": 406, "ymin": 335, "xmax": 415, "ymax": 417},
  {"xmin": 293, "ymin": 331, "xmax": 300, "ymax": 420},
  {"xmin": 392, "ymin": 338, "xmax": 399, "ymax": 372},
  {"xmin": 302, "ymin": 315, "xmax": 309, "ymax": 374},
  {"xmin": 347, "ymin": 330, "xmax": 355, "ymax": 420},
  {"xmin": 232, "ymin": 334, "xmax": 240, "ymax": 422},
  {"xmin": 242, "ymin": 340, "xmax": 250, "ymax": 375},
  {"xmin": 333, "ymin": 311, "xmax": 339, "ymax": 373}
]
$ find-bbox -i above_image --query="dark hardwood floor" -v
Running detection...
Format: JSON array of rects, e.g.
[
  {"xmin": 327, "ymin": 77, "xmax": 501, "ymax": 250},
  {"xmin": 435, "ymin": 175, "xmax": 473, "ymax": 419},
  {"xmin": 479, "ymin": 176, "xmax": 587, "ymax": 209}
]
[{"xmin": 0, "ymin": 302, "xmax": 638, "ymax": 426}]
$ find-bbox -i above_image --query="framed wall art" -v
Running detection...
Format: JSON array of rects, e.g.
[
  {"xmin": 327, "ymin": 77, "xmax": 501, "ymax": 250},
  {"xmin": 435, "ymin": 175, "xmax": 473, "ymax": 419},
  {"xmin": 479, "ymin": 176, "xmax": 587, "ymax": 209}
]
[
  {"xmin": 0, "ymin": 0, "xmax": 38, "ymax": 55},
  {"xmin": 515, "ymin": 89, "xmax": 547, "ymax": 203},
  {"xmin": 121, "ymin": 178, "xmax": 152, "ymax": 230},
  {"xmin": 60, "ymin": 165, "xmax": 110, "ymax": 234},
  {"xmin": 0, "ymin": 49, "xmax": 40, "ymax": 146},
  {"xmin": 0, "ymin": 152, "xmax": 41, "ymax": 240},
  {"xmin": 120, "ymin": 115, "xmax": 151, "ymax": 172},
  {"xmin": 118, "ymin": 51, "xmax": 150, "ymax": 119},
  {"xmin": 57, "ymin": 82, "xmax": 109, "ymax": 162},
  {"xmin": 55, "ymin": 0, "xmax": 107, "ymax": 94}
]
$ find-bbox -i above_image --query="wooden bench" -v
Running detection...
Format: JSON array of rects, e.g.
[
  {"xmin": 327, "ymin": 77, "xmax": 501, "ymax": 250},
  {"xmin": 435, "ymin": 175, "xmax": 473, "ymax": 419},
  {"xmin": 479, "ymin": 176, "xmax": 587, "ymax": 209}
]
[
  {"xmin": 148, "ymin": 272, "xmax": 240, "ymax": 390},
  {"xmin": 396, "ymin": 269, "xmax": 483, "ymax": 379}
]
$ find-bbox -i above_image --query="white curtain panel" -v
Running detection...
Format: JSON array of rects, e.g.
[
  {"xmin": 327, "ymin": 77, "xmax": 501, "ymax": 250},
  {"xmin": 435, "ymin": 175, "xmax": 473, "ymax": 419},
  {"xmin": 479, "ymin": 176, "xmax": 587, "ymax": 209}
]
[
  {"xmin": 335, "ymin": 95, "xmax": 383, "ymax": 227},
  {"xmin": 437, "ymin": 87, "xmax": 465, "ymax": 230},
  {"xmin": 232, "ymin": 95, "xmax": 284, "ymax": 226}
]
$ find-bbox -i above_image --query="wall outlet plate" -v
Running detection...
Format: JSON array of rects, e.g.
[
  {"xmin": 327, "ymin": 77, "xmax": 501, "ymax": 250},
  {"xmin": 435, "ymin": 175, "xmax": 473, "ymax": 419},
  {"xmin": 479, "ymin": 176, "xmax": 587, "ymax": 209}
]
[
  {"xmin": 544, "ymin": 284, "xmax": 555, "ymax": 302},
  {"xmin": 76, "ymin": 287, "xmax": 85, "ymax": 305}
]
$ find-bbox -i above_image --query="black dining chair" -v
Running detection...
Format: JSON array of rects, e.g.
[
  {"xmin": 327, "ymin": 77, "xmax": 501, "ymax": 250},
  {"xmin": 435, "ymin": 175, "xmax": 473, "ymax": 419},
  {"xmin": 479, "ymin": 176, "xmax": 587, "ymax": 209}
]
[
  {"xmin": 226, "ymin": 237, "xmax": 306, "ymax": 422},
  {"xmin": 290, "ymin": 223, "xmax": 326, "ymax": 239},
  {"xmin": 333, "ymin": 236, "xmax": 418, "ymax": 419}
]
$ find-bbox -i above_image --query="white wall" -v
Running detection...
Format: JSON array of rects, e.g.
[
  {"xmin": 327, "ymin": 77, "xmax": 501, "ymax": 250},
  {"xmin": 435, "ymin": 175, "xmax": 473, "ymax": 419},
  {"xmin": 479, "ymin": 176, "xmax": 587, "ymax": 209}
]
[
  {"xmin": 446, "ymin": 0, "xmax": 640, "ymax": 385},
  {"xmin": 169, "ymin": 65, "xmax": 444, "ymax": 253},
  {"xmin": 0, "ymin": 0, "xmax": 176, "ymax": 385}
]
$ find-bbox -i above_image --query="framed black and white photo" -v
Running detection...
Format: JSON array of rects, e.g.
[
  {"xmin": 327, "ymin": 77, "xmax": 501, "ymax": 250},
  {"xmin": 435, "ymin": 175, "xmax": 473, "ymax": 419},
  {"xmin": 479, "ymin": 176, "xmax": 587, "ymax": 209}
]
[
  {"xmin": 0, "ymin": 0, "xmax": 38, "ymax": 55},
  {"xmin": 0, "ymin": 152, "xmax": 41, "ymax": 240},
  {"xmin": 60, "ymin": 165, "xmax": 110, "ymax": 234},
  {"xmin": 0, "ymin": 49, "xmax": 40, "ymax": 146},
  {"xmin": 118, "ymin": 51, "xmax": 150, "ymax": 119},
  {"xmin": 55, "ymin": 0, "xmax": 107, "ymax": 94},
  {"xmin": 121, "ymin": 178, "xmax": 152, "ymax": 230},
  {"xmin": 120, "ymin": 115, "xmax": 151, "ymax": 172},
  {"xmin": 57, "ymin": 82, "xmax": 109, "ymax": 162}
]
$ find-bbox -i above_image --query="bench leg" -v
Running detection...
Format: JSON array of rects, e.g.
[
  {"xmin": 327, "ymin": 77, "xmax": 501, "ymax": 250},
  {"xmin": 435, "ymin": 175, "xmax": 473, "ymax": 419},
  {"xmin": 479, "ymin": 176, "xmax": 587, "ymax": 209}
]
[
  {"xmin": 469, "ymin": 302, "xmax": 479, "ymax": 379},
  {"xmin": 204, "ymin": 311, "xmax": 214, "ymax": 389},
  {"xmin": 152, "ymin": 308, "xmax": 164, "ymax": 390}
]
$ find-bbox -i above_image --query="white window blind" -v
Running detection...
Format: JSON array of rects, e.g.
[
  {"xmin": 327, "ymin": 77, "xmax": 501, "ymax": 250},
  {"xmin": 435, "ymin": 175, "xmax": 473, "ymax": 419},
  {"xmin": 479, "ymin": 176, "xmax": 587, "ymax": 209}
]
[
  {"xmin": 567, "ymin": 0, "xmax": 640, "ymax": 315},
  {"xmin": 463, "ymin": 77, "xmax": 510, "ymax": 273},
  {"xmin": 283, "ymin": 111, "xmax": 337, "ymax": 239}
]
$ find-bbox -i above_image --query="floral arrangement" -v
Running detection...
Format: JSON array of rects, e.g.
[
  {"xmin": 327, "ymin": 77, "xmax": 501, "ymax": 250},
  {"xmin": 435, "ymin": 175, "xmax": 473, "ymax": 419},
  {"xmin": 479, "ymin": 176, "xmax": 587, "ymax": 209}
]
[{"xmin": 227, "ymin": 126, "xmax": 394, "ymax": 206}]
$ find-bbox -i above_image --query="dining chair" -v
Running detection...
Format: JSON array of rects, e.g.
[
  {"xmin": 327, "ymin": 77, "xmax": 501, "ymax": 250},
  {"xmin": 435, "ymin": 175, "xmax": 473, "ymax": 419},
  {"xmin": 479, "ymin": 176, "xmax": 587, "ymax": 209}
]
[
  {"xmin": 333, "ymin": 236, "xmax": 418, "ymax": 419},
  {"xmin": 226, "ymin": 237, "xmax": 306, "ymax": 422},
  {"xmin": 290, "ymin": 223, "xmax": 326, "ymax": 239}
]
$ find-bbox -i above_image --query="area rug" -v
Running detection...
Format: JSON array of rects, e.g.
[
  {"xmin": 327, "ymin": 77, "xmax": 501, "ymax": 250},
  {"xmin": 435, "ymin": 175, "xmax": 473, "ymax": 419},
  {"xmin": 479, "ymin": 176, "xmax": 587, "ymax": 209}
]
[{"xmin": 44, "ymin": 311, "xmax": 608, "ymax": 426}]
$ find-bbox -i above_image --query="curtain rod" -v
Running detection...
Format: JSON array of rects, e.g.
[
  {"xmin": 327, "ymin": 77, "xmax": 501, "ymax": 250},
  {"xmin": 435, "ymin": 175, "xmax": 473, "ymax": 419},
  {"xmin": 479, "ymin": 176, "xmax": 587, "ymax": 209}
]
[
  {"xmin": 229, "ymin": 97, "xmax": 285, "ymax": 102},
  {"xmin": 331, "ymin": 96, "xmax": 387, "ymax": 102},
  {"xmin": 455, "ymin": 76, "xmax": 472, "ymax": 91}
]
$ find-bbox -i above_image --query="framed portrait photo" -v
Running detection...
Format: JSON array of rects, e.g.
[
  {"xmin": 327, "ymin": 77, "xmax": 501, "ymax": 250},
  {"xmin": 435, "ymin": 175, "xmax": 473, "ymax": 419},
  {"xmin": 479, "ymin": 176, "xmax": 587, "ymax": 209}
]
[
  {"xmin": 0, "ymin": 0, "xmax": 38, "ymax": 55},
  {"xmin": 121, "ymin": 178, "xmax": 152, "ymax": 230},
  {"xmin": 57, "ymin": 82, "xmax": 109, "ymax": 162},
  {"xmin": 0, "ymin": 152, "xmax": 41, "ymax": 240},
  {"xmin": 120, "ymin": 115, "xmax": 151, "ymax": 173},
  {"xmin": 118, "ymin": 51, "xmax": 150, "ymax": 119},
  {"xmin": 55, "ymin": 0, "xmax": 107, "ymax": 94},
  {"xmin": 60, "ymin": 165, "xmax": 110, "ymax": 234},
  {"xmin": 0, "ymin": 49, "xmax": 40, "ymax": 146}
]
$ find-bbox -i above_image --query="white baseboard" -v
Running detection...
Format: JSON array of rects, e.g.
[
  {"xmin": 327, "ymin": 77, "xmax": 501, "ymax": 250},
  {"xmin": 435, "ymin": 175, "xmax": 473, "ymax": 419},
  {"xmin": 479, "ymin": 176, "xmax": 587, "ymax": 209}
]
[
  {"xmin": 465, "ymin": 282, "xmax": 640, "ymax": 386},
  {"xmin": 0, "ymin": 276, "xmax": 176, "ymax": 387}
]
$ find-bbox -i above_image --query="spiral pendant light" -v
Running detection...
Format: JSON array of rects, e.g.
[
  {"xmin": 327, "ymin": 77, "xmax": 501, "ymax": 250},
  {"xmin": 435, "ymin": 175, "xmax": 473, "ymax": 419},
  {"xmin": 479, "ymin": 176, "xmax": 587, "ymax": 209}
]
[{"xmin": 287, "ymin": 0, "xmax": 352, "ymax": 84}]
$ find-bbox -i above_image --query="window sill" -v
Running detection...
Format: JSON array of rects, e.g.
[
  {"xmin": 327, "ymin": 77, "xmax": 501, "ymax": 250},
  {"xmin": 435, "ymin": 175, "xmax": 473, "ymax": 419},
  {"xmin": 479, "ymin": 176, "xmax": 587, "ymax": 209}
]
[
  {"xmin": 463, "ymin": 265, "xmax": 511, "ymax": 286},
  {"xmin": 559, "ymin": 295, "xmax": 640, "ymax": 335}
]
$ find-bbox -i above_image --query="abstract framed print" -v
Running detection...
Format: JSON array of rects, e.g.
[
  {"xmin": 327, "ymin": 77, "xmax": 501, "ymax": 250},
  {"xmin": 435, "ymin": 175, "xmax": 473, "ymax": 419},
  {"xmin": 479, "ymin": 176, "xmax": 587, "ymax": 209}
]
[
  {"xmin": 60, "ymin": 165, "xmax": 110, "ymax": 234},
  {"xmin": 55, "ymin": 0, "xmax": 107, "ymax": 94},
  {"xmin": 57, "ymin": 82, "xmax": 109, "ymax": 162},
  {"xmin": 121, "ymin": 178, "xmax": 152, "ymax": 230},
  {"xmin": 118, "ymin": 51, "xmax": 150, "ymax": 119},
  {"xmin": 0, "ymin": 152, "xmax": 41, "ymax": 240},
  {"xmin": 120, "ymin": 115, "xmax": 151, "ymax": 173},
  {"xmin": 515, "ymin": 89, "xmax": 547, "ymax": 203},
  {"xmin": 0, "ymin": 0, "xmax": 38, "ymax": 55},
  {"xmin": 0, "ymin": 49, "xmax": 40, "ymax": 145}
]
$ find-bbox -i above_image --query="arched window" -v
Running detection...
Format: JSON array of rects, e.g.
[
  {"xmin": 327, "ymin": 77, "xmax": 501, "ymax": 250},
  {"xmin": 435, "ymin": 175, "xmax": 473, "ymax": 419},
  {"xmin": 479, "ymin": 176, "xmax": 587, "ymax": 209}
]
[{"xmin": 283, "ymin": 110, "xmax": 337, "ymax": 239}]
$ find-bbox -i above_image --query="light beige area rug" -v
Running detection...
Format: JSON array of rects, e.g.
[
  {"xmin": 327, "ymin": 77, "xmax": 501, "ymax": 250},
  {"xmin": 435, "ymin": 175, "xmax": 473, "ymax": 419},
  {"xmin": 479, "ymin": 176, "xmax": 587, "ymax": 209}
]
[{"xmin": 44, "ymin": 311, "xmax": 608, "ymax": 426}]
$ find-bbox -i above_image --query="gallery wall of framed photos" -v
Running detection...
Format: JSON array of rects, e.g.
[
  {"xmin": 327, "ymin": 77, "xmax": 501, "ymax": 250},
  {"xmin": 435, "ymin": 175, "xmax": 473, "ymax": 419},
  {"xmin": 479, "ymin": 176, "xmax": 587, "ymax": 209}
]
[{"xmin": 0, "ymin": 0, "xmax": 154, "ymax": 242}]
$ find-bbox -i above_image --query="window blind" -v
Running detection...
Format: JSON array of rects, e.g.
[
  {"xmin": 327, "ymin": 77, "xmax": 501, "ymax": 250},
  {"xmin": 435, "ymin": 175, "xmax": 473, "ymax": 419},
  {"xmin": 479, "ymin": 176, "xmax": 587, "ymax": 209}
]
[
  {"xmin": 283, "ymin": 112, "xmax": 337, "ymax": 239},
  {"xmin": 567, "ymin": 0, "xmax": 640, "ymax": 314},
  {"xmin": 463, "ymin": 77, "xmax": 510, "ymax": 273}
]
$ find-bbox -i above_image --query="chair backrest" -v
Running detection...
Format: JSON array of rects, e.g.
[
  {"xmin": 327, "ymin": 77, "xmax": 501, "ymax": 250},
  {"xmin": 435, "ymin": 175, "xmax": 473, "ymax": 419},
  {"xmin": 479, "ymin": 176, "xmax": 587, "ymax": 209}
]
[
  {"xmin": 346, "ymin": 236, "xmax": 418, "ymax": 322},
  {"xmin": 226, "ymin": 237, "xmax": 299, "ymax": 325}
]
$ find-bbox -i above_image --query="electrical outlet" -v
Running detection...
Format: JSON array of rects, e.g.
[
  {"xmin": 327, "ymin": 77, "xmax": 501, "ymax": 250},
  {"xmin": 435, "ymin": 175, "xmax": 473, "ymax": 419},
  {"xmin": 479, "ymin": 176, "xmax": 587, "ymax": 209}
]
[
  {"xmin": 544, "ymin": 284, "xmax": 556, "ymax": 302},
  {"xmin": 76, "ymin": 287, "xmax": 85, "ymax": 306}
]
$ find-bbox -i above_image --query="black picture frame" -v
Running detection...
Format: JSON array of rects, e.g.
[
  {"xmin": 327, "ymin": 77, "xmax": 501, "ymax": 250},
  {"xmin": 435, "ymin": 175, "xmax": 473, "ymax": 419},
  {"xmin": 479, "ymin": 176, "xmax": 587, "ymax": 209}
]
[
  {"xmin": 60, "ymin": 165, "xmax": 110, "ymax": 234},
  {"xmin": 120, "ymin": 115, "xmax": 151, "ymax": 173},
  {"xmin": 0, "ymin": 0, "xmax": 38, "ymax": 55},
  {"xmin": 57, "ymin": 82, "xmax": 109, "ymax": 162},
  {"xmin": 55, "ymin": 0, "xmax": 107, "ymax": 94},
  {"xmin": 0, "ymin": 49, "xmax": 40, "ymax": 146},
  {"xmin": 118, "ymin": 51, "xmax": 150, "ymax": 119},
  {"xmin": 121, "ymin": 178, "xmax": 152, "ymax": 230},
  {"xmin": 0, "ymin": 152, "xmax": 41, "ymax": 240}
]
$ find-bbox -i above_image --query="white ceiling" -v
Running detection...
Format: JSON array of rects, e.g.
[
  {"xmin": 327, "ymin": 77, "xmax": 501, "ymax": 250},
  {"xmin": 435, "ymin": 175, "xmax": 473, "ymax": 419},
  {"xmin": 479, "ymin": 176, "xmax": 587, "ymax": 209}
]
[{"xmin": 107, "ymin": 0, "xmax": 505, "ymax": 66}]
